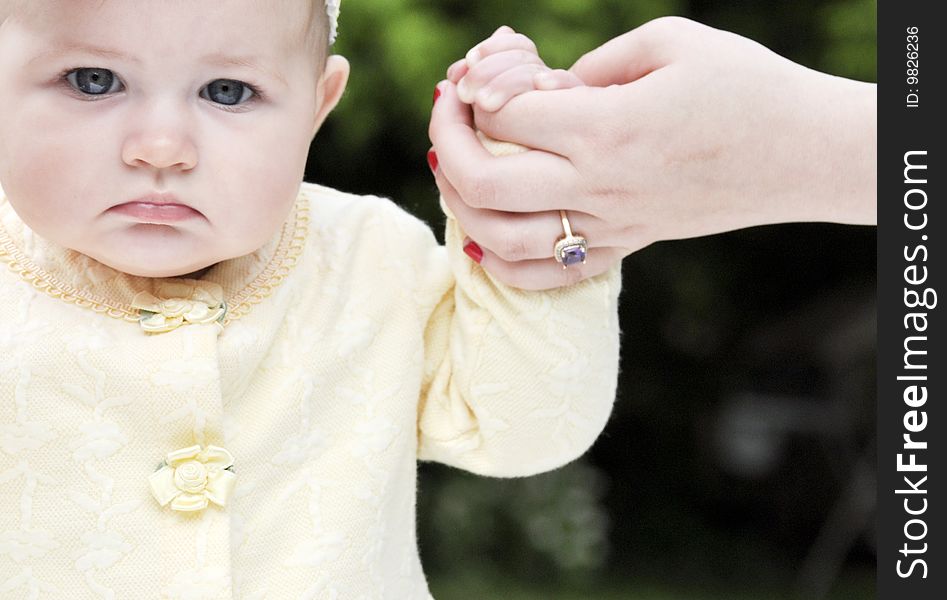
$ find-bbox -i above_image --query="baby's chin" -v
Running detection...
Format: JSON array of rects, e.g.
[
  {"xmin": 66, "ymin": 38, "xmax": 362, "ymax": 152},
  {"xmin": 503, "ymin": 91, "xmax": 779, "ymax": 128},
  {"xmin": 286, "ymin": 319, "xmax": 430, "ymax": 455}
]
[
  {"xmin": 120, "ymin": 263, "xmax": 215, "ymax": 279},
  {"xmin": 78, "ymin": 247, "xmax": 220, "ymax": 279},
  {"xmin": 73, "ymin": 231, "xmax": 245, "ymax": 279},
  {"xmin": 96, "ymin": 258, "xmax": 217, "ymax": 279}
]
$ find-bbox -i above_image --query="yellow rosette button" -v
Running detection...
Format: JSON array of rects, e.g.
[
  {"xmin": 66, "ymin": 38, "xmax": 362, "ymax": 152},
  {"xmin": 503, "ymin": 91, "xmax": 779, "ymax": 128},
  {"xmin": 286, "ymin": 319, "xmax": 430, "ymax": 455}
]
[
  {"xmin": 132, "ymin": 281, "xmax": 227, "ymax": 334},
  {"xmin": 149, "ymin": 445, "xmax": 236, "ymax": 512}
]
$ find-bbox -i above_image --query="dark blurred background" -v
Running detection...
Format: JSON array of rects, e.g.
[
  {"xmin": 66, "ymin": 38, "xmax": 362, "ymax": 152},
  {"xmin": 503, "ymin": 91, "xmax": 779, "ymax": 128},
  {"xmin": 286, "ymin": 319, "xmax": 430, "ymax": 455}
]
[{"xmin": 305, "ymin": 1, "xmax": 877, "ymax": 598}]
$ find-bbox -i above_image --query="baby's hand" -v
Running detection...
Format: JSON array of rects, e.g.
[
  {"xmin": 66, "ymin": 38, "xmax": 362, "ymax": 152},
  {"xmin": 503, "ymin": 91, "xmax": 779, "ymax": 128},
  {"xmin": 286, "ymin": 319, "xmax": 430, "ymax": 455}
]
[{"xmin": 447, "ymin": 26, "xmax": 583, "ymax": 113}]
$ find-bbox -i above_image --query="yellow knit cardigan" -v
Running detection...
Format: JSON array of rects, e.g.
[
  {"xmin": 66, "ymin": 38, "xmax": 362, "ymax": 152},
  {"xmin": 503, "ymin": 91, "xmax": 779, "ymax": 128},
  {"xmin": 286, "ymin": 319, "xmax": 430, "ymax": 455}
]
[{"xmin": 0, "ymin": 180, "xmax": 622, "ymax": 599}]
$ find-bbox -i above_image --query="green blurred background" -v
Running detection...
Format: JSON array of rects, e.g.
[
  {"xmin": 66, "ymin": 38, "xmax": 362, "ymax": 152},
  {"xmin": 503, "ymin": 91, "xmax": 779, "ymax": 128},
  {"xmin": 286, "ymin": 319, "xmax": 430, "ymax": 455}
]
[{"xmin": 306, "ymin": 1, "xmax": 877, "ymax": 598}]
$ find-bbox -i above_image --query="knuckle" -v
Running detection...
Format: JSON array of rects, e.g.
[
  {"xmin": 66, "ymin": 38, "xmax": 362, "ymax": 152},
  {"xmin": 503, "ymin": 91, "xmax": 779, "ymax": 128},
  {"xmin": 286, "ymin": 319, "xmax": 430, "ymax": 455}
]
[
  {"xmin": 589, "ymin": 186, "xmax": 627, "ymax": 218},
  {"xmin": 514, "ymin": 33, "xmax": 538, "ymax": 54},
  {"xmin": 648, "ymin": 15, "xmax": 695, "ymax": 36},
  {"xmin": 523, "ymin": 63, "xmax": 547, "ymax": 77},
  {"xmin": 496, "ymin": 226, "xmax": 532, "ymax": 262},
  {"xmin": 464, "ymin": 65, "xmax": 487, "ymax": 87},
  {"xmin": 615, "ymin": 223, "xmax": 642, "ymax": 248},
  {"xmin": 549, "ymin": 68, "xmax": 572, "ymax": 81},
  {"xmin": 595, "ymin": 113, "xmax": 635, "ymax": 155},
  {"xmin": 460, "ymin": 171, "xmax": 497, "ymax": 209},
  {"xmin": 513, "ymin": 49, "xmax": 543, "ymax": 65}
]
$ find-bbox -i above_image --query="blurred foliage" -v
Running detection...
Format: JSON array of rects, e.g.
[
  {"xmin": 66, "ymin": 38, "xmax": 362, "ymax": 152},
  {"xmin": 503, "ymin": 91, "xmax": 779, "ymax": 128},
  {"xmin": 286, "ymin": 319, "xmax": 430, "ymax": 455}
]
[
  {"xmin": 820, "ymin": 0, "xmax": 877, "ymax": 81},
  {"xmin": 304, "ymin": 0, "xmax": 877, "ymax": 598},
  {"xmin": 430, "ymin": 568, "xmax": 875, "ymax": 600},
  {"xmin": 419, "ymin": 461, "xmax": 610, "ymax": 581}
]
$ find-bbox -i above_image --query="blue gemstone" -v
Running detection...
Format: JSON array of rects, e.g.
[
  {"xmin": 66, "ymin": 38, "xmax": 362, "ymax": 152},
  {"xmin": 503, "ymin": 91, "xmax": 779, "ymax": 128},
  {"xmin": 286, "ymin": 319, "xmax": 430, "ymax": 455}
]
[{"xmin": 562, "ymin": 244, "xmax": 586, "ymax": 266}]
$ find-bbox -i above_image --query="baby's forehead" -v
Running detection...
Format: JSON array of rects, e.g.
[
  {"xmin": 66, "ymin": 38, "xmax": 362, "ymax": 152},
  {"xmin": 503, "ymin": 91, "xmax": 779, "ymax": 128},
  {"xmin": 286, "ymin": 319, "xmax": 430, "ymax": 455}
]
[
  {"xmin": 9, "ymin": 0, "xmax": 322, "ymax": 39},
  {"xmin": 8, "ymin": 0, "xmax": 325, "ymax": 64}
]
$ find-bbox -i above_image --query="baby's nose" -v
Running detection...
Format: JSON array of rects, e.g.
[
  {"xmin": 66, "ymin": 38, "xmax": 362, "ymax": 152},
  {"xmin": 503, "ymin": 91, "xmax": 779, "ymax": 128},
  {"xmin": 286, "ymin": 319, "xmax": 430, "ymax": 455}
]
[{"xmin": 121, "ymin": 113, "xmax": 198, "ymax": 171}]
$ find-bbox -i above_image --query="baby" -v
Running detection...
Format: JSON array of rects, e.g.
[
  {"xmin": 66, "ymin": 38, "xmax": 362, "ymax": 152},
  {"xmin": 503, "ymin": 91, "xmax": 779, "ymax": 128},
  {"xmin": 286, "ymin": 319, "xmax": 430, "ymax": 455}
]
[{"xmin": 0, "ymin": 1, "xmax": 621, "ymax": 598}]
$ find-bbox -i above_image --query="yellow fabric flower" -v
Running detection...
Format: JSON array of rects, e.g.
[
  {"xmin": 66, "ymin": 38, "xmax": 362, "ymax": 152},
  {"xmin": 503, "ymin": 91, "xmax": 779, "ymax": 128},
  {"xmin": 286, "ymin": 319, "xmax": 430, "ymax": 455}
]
[
  {"xmin": 149, "ymin": 445, "xmax": 236, "ymax": 512},
  {"xmin": 132, "ymin": 280, "xmax": 227, "ymax": 333}
]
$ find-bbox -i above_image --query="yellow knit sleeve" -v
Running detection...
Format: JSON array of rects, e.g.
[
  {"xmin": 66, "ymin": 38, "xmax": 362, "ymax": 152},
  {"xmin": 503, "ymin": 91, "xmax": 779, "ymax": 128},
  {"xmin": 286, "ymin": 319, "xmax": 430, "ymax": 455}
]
[{"xmin": 415, "ymin": 137, "xmax": 624, "ymax": 477}]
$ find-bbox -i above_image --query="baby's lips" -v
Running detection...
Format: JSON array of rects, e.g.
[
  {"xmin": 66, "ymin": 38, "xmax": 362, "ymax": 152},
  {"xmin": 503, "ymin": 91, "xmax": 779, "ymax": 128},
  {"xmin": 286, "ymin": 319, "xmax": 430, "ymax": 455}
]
[
  {"xmin": 124, "ymin": 191, "xmax": 183, "ymax": 207},
  {"xmin": 109, "ymin": 190, "xmax": 206, "ymax": 222}
]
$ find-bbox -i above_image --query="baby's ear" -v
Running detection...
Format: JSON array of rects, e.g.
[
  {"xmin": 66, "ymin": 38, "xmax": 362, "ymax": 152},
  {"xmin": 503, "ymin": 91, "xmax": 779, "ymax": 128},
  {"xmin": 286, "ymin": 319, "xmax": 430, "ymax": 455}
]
[{"xmin": 311, "ymin": 55, "xmax": 350, "ymax": 138}]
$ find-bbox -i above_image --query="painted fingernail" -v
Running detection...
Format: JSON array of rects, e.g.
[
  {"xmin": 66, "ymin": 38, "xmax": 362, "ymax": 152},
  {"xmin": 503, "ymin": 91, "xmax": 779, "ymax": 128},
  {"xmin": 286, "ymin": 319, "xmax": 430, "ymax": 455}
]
[
  {"xmin": 433, "ymin": 84, "xmax": 441, "ymax": 105},
  {"xmin": 427, "ymin": 149, "xmax": 438, "ymax": 173},
  {"xmin": 463, "ymin": 238, "xmax": 483, "ymax": 263}
]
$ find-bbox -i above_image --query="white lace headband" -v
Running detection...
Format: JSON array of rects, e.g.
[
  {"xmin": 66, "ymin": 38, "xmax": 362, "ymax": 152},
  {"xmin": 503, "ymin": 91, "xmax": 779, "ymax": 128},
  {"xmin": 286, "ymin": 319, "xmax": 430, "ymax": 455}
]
[{"xmin": 325, "ymin": 0, "xmax": 341, "ymax": 45}]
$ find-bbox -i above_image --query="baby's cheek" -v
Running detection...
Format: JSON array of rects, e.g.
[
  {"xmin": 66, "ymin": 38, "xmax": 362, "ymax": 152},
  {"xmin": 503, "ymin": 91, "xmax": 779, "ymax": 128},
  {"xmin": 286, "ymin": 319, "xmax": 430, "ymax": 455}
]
[
  {"xmin": 217, "ymin": 124, "xmax": 308, "ymax": 227},
  {"xmin": 3, "ymin": 129, "xmax": 108, "ymax": 246},
  {"xmin": 208, "ymin": 162, "xmax": 299, "ymax": 254},
  {"xmin": 7, "ymin": 139, "xmax": 82, "ymax": 215},
  {"xmin": 8, "ymin": 106, "xmax": 90, "ymax": 191}
]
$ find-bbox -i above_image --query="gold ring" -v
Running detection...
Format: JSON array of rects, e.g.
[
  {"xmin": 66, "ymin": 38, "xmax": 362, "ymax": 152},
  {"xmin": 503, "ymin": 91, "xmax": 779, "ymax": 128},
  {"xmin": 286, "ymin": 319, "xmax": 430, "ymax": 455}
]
[{"xmin": 553, "ymin": 210, "xmax": 588, "ymax": 269}]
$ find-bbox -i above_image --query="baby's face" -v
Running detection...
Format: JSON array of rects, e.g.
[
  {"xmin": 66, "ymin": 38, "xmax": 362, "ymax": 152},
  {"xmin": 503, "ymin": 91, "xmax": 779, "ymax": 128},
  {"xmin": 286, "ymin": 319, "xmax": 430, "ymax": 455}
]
[{"xmin": 0, "ymin": 1, "xmax": 347, "ymax": 277}]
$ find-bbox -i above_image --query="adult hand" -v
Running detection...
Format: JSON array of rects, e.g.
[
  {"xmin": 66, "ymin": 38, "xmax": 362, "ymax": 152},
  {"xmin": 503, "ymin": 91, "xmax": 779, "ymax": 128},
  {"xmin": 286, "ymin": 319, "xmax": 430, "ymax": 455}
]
[{"xmin": 429, "ymin": 17, "xmax": 877, "ymax": 290}]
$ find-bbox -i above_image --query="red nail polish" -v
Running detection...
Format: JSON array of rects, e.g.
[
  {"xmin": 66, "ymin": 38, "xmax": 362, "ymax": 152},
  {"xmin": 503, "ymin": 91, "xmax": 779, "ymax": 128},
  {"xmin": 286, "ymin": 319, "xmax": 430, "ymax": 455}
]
[
  {"xmin": 463, "ymin": 240, "xmax": 483, "ymax": 263},
  {"xmin": 427, "ymin": 149, "xmax": 438, "ymax": 173},
  {"xmin": 433, "ymin": 85, "xmax": 441, "ymax": 105}
]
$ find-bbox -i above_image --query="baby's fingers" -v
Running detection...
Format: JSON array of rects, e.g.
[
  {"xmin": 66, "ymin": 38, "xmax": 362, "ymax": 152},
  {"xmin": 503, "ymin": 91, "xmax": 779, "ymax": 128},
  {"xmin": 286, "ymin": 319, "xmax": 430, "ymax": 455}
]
[
  {"xmin": 446, "ymin": 58, "xmax": 468, "ymax": 84},
  {"xmin": 473, "ymin": 64, "xmax": 552, "ymax": 112},
  {"xmin": 534, "ymin": 69, "xmax": 585, "ymax": 91},
  {"xmin": 447, "ymin": 27, "xmax": 518, "ymax": 83},
  {"xmin": 473, "ymin": 67, "xmax": 584, "ymax": 113},
  {"xmin": 467, "ymin": 29, "xmax": 538, "ymax": 66},
  {"xmin": 457, "ymin": 49, "xmax": 545, "ymax": 104}
]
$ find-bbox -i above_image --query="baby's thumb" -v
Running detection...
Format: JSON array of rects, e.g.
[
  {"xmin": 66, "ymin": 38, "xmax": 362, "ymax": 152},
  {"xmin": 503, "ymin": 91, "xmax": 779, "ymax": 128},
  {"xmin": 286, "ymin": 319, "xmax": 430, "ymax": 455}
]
[{"xmin": 569, "ymin": 18, "xmax": 680, "ymax": 86}]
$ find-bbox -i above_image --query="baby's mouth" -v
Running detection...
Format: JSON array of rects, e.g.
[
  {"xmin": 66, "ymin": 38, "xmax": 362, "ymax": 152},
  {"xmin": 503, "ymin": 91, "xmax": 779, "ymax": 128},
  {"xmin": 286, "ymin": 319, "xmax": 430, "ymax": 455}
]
[{"xmin": 109, "ymin": 192, "xmax": 204, "ymax": 223}]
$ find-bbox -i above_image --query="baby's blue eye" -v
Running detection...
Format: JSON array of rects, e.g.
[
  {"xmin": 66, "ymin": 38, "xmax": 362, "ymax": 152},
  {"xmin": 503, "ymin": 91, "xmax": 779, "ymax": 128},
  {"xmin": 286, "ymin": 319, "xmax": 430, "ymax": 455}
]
[
  {"xmin": 67, "ymin": 68, "xmax": 119, "ymax": 95},
  {"xmin": 63, "ymin": 69, "xmax": 257, "ymax": 109},
  {"xmin": 202, "ymin": 79, "xmax": 254, "ymax": 106}
]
